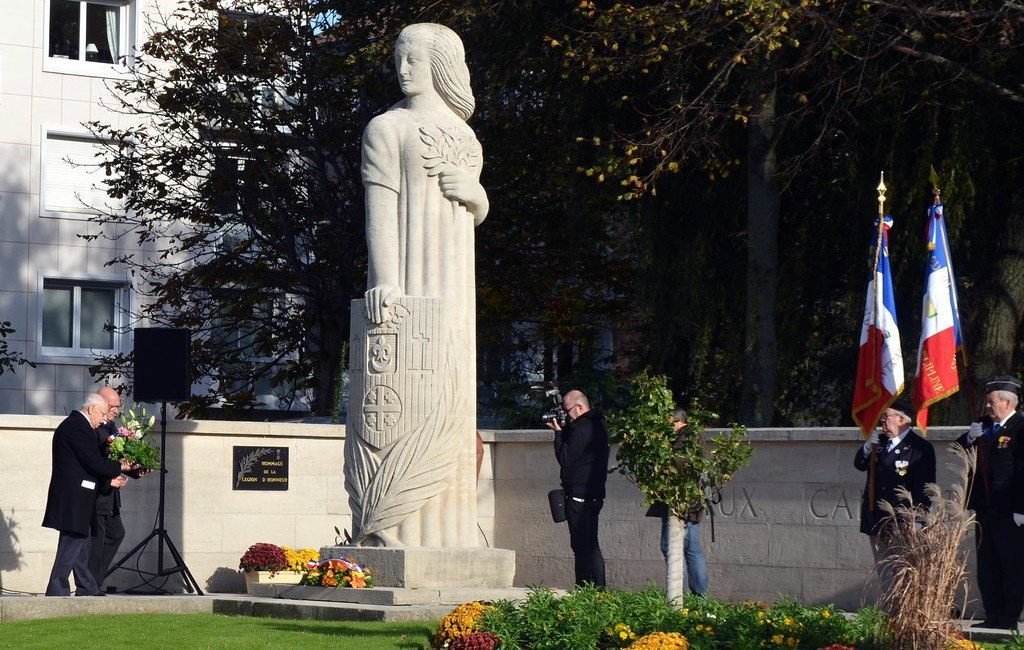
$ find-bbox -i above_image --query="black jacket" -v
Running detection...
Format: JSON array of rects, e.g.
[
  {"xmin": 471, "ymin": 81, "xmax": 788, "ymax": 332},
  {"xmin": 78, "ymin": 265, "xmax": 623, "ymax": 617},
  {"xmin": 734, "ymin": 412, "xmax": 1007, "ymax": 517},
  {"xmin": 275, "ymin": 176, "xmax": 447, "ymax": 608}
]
[
  {"xmin": 854, "ymin": 429, "xmax": 936, "ymax": 536},
  {"xmin": 554, "ymin": 409, "xmax": 610, "ymax": 499},
  {"xmin": 42, "ymin": 411, "xmax": 123, "ymax": 536},
  {"xmin": 95, "ymin": 420, "xmax": 121, "ymax": 515},
  {"xmin": 956, "ymin": 411, "xmax": 1024, "ymax": 515}
]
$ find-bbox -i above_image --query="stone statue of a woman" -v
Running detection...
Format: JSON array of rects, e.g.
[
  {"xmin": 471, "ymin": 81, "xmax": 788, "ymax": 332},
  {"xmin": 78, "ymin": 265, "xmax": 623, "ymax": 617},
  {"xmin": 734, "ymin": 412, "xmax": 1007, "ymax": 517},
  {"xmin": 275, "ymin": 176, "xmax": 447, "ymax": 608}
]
[{"xmin": 344, "ymin": 24, "xmax": 487, "ymax": 547}]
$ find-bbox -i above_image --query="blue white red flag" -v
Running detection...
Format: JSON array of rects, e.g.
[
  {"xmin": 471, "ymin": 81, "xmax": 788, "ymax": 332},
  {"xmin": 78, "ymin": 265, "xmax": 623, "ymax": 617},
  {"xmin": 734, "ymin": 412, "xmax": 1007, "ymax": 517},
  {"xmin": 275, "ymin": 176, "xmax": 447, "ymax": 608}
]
[
  {"xmin": 852, "ymin": 216, "xmax": 906, "ymax": 438},
  {"xmin": 913, "ymin": 203, "xmax": 961, "ymax": 431}
]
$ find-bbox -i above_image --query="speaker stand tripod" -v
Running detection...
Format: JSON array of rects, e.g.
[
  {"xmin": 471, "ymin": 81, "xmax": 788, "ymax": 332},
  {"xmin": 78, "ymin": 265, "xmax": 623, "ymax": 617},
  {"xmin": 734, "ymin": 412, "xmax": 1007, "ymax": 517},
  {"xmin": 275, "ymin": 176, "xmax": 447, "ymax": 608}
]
[{"xmin": 106, "ymin": 402, "xmax": 204, "ymax": 595}]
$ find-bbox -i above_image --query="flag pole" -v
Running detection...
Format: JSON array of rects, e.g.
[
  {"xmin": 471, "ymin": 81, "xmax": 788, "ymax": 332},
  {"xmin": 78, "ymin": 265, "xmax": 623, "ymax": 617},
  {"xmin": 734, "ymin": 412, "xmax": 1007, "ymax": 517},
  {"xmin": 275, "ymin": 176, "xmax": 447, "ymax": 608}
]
[
  {"xmin": 869, "ymin": 172, "xmax": 887, "ymax": 512},
  {"xmin": 934, "ymin": 183, "xmax": 979, "ymax": 421}
]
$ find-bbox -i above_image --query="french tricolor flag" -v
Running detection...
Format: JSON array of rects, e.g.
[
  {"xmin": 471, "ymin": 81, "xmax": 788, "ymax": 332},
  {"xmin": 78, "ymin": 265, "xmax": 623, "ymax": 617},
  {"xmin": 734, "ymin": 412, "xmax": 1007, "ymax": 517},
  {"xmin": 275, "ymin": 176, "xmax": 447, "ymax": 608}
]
[
  {"xmin": 913, "ymin": 203, "xmax": 961, "ymax": 431},
  {"xmin": 852, "ymin": 216, "xmax": 906, "ymax": 438}
]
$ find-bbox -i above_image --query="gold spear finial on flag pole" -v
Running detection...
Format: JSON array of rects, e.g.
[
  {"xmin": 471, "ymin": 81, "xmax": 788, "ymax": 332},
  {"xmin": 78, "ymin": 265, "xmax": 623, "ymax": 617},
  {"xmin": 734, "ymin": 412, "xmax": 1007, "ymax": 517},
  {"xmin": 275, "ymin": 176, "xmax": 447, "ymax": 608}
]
[
  {"xmin": 930, "ymin": 164, "xmax": 941, "ymax": 207},
  {"xmin": 877, "ymin": 172, "xmax": 887, "ymax": 217}
]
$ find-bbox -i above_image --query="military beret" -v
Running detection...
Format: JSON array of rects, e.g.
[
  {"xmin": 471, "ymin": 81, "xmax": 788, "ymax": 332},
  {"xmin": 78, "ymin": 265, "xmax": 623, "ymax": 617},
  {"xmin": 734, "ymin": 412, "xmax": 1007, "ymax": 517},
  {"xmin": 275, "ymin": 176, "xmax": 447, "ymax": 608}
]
[
  {"xmin": 985, "ymin": 375, "xmax": 1023, "ymax": 395},
  {"xmin": 889, "ymin": 399, "xmax": 914, "ymax": 420}
]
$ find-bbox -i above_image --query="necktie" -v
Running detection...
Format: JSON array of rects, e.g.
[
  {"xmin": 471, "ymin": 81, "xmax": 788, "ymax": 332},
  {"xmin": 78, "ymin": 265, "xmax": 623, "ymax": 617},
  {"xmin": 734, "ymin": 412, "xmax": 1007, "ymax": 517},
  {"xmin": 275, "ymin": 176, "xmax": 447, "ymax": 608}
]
[{"xmin": 993, "ymin": 423, "xmax": 1002, "ymax": 436}]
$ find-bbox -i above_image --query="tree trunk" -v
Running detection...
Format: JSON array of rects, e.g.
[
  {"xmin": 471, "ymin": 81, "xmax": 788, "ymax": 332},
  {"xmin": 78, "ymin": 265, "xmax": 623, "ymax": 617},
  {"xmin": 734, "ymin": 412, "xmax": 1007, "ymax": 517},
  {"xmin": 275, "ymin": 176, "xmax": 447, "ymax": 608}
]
[
  {"xmin": 971, "ymin": 195, "xmax": 1024, "ymax": 391},
  {"xmin": 666, "ymin": 515, "xmax": 686, "ymax": 606},
  {"xmin": 740, "ymin": 81, "xmax": 780, "ymax": 426}
]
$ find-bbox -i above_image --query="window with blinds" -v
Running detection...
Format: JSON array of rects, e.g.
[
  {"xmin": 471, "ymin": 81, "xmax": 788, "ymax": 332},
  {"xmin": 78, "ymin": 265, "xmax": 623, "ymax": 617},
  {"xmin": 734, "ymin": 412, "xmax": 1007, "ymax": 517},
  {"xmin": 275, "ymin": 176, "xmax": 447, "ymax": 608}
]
[
  {"xmin": 40, "ymin": 277, "xmax": 126, "ymax": 358},
  {"xmin": 42, "ymin": 132, "xmax": 121, "ymax": 217}
]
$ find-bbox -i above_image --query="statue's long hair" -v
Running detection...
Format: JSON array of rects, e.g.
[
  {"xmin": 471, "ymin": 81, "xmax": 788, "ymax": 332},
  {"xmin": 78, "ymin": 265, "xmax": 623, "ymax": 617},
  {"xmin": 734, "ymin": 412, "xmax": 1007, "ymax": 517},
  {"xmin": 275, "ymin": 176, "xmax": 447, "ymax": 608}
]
[{"xmin": 398, "ymin": 23, "xmax": 475, "ymax": 121}]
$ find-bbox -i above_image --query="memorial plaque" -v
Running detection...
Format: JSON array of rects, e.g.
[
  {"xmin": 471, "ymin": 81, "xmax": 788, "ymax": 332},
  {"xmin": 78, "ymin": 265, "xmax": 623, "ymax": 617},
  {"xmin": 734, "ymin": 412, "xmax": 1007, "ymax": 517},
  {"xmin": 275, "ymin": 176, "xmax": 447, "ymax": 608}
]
[{"xmin": 233, "ymin": 446, "xmax": 289, "ymax": 490}]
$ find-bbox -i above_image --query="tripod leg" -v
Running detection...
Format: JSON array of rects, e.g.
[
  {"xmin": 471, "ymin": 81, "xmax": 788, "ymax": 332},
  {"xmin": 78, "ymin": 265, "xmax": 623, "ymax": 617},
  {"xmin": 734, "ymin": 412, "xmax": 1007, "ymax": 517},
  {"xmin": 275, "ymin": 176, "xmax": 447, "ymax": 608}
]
[
  {"xmin": 161, "ymin": 531, "xmax": 205, "ymax": 596},
  {"xmin": 105, "ymin": 528, "xmax": 161, "ymax": 578}
]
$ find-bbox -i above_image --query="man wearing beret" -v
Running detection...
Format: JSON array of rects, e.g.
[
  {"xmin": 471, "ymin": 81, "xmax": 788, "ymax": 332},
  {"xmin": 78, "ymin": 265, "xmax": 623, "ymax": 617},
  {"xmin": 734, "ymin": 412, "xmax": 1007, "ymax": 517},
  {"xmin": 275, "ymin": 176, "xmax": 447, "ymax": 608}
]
[
  {"xmin": 854, "ymin": 399, "xmax": 936, "ymax": 599},
  {"xmin": 957, "ymin": 375, "xmax": 1024, "ymax": 630}
]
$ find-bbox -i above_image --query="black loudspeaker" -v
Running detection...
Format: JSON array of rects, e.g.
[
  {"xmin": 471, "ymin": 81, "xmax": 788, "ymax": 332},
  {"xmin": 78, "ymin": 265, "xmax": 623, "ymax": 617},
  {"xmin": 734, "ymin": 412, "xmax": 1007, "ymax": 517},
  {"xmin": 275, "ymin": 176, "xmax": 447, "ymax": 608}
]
[{"xmin": 134, "ymin": 328, "xmax": 191, "ymax": 402}]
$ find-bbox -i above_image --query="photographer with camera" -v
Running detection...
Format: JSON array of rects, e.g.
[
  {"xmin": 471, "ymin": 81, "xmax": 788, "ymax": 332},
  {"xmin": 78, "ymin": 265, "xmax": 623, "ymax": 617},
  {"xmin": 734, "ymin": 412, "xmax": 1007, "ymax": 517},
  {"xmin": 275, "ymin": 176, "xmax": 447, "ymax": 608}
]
[{"xmin": 546, "ymin": 389, "xmax": 610, "ymax": 587}]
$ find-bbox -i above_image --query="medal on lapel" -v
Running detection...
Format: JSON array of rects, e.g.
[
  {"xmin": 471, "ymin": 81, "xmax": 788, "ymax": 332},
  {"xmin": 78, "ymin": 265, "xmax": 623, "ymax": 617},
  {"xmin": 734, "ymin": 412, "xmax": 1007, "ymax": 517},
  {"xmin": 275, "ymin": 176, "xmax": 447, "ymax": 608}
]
[{"xmin": 895, "ymin": 460, "xmax": 909, "ymax": 477}]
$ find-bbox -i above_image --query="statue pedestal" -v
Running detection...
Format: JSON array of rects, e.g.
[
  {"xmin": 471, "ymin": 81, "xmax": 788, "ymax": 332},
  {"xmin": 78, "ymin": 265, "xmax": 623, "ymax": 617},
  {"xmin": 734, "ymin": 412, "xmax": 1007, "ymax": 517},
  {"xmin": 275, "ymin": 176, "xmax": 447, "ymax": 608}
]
[{"xmin": 319, "ymin": 546, "xmax": 515, "ymax": 589}]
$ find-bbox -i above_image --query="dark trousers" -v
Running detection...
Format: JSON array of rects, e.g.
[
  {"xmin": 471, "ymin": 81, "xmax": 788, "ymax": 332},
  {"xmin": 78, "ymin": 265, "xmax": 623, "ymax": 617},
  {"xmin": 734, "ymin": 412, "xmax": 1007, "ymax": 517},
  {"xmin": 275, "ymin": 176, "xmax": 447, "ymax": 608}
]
[
  {"xmin": 565, "ymin": 497, "xmax": 605, "ymax": 587},
  {"xmin": 45, "ymin": 532, "xmax": 101, "ymax": 596},
  {"xmin": 89, "ymin": 511, "xmax": 125, "ymax": 589},
  {"xmin": 976, "ymin": 511, "xmax": 1024, "ymax": 626}
]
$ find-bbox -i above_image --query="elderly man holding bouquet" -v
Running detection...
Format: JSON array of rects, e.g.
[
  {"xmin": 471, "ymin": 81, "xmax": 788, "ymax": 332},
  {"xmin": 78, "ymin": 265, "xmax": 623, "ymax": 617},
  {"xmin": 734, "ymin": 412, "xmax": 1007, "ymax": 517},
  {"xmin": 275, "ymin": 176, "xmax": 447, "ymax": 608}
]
[
  {"xmin": 43, "ymin": 394, "xmax": 135, "ymax": 596},
  {"xmin": 90, "ymin": 387, "xmax": 153, "ymax": 592}
]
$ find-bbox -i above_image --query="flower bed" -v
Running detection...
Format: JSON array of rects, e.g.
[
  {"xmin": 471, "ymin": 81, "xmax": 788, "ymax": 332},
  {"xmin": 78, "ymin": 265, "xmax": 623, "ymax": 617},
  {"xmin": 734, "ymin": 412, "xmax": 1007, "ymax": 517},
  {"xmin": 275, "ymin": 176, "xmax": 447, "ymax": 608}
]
[{"xmin": 432, "ymin": 587, "xmax": 902, "ymax": 649}]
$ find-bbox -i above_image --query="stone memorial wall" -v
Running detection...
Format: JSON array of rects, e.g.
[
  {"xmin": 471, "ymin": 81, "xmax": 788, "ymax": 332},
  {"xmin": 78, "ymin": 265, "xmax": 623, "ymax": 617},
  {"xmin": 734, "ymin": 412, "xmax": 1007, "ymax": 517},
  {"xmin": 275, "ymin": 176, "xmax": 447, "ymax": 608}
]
[{"xmin": 0, "ymin": 417, "xmax": 978, "ymax": 614}]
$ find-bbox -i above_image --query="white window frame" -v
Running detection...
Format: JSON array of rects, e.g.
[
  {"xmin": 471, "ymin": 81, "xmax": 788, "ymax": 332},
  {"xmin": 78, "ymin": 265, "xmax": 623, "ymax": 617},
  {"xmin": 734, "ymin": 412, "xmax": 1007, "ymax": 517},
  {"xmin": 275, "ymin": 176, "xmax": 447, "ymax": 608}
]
[
  {"xmin": 42, "ymin": 0, "xmax": 140, "ymax": 79},
  {"xmin": 40, "ymin": 124, "xmax": 122, "ymax": 221},
  {"xmin": 37, "ymin": 272, "xmax": 131, "ymax": 365}
]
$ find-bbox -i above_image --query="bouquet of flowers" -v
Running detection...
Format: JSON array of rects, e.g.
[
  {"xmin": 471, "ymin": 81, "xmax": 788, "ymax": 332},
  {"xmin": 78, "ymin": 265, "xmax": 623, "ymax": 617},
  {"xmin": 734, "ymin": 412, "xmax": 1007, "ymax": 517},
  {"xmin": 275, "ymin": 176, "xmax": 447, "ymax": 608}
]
[
  {"xmin": 239, "ymin": 542, "xmax": 288, "ymax": 574},
  {"xmin": 106, "ymin": 407, "xmax": 162, "ymax": 470},
  {"xmin": 300, "ymin": 557, "xmax": 372, "ymax": 588}
]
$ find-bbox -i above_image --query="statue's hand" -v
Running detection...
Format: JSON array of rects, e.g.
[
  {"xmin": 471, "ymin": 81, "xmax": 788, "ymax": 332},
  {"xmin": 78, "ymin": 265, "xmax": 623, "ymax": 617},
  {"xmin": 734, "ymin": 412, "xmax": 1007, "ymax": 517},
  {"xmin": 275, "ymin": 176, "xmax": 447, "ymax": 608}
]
[
  {"xmin": 436, "ymin": 165, "xmax": 485, "ymax": 212},
  {"xmin": 365, "ymin": 285, "xmax": 399, "ymax": 324}
]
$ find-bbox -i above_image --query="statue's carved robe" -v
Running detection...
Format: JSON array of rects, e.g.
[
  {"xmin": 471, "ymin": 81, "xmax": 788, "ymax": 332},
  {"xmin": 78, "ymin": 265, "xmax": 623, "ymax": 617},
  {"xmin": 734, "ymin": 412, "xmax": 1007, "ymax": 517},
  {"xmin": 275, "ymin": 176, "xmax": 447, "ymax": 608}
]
[{"xmin": 346, "ymin": 103, "xmax": 481, "ymax": 547}]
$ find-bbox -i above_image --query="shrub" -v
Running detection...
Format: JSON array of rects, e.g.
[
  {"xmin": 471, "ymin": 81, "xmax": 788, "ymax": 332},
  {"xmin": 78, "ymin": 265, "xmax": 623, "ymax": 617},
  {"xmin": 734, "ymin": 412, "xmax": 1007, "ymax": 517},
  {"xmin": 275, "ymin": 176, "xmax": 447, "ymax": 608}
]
[
  {"xmin": 628, "ymin": 631, "xmax": 690, "ymax": 649},
  {"xmin": 238, "ymin": 542, "xmax": 287, "ymax": 573},
  {"xmin": 448, "ymin": 631, "xmax": 501, "ymax": 650},
  {"xmin": 473, "ymin": 587, "xmax": 891, "ymax": 650},
  {"xmin": 434, "ymin": 602, "xmax": 494, "ymax": 648}
]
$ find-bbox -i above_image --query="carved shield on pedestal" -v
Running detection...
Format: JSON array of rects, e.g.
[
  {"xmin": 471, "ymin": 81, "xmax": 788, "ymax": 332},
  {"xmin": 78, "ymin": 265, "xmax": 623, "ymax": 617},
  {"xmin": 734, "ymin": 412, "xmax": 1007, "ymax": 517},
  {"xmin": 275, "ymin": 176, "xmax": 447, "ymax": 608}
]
[{"xmin": 349, "ymin": 296, "xmax": 444, "ymax": 450}]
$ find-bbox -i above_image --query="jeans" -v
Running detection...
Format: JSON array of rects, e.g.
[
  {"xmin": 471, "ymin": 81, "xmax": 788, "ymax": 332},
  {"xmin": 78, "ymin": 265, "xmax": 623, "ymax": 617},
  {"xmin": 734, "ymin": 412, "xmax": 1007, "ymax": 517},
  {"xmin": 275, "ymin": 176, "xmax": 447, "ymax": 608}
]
[{"xmin": 660, "ymin": 517, "xmax": 708, "ymax": 595}]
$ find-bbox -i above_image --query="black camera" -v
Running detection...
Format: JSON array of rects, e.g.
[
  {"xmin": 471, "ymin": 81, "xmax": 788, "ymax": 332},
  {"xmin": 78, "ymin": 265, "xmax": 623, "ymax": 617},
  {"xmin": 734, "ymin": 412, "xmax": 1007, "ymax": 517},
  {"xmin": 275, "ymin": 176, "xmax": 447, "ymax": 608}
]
[{"xmin": 533, "ymin": 384, "xmax": 568, "ymax": 428}]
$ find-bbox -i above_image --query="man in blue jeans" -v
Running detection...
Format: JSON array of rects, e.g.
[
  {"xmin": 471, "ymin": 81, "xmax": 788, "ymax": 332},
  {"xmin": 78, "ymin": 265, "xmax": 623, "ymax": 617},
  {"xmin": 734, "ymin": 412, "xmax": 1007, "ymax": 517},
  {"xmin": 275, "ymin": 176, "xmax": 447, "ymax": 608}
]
[{"xmin": 645, "ymin": 407, "xmax": 709, "ymax": 595}]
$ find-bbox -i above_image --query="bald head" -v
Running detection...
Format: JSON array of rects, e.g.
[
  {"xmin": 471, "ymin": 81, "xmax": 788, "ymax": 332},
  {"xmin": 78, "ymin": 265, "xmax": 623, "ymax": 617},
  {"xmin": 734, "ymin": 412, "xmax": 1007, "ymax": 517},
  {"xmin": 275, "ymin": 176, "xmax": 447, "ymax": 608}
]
[
  {"xmin": 96, "ymin": 386, "xmax": 121, "ymax": 423},
  {"xmin": 562, "ymin": 390, "xmax": 590, "ymax": 421},
  {"xmin": 97, "ymin": 386, "xmax": 119, "ymax": 404}
]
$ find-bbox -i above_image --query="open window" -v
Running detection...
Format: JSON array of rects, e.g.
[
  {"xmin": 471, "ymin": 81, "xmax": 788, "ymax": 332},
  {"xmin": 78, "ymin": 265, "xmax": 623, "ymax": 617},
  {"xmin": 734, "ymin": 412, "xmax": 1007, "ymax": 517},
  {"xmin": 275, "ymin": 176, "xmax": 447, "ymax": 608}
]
[{"xmin": 44, "ymin": 0, "xmax": 137, "ymax": 77}]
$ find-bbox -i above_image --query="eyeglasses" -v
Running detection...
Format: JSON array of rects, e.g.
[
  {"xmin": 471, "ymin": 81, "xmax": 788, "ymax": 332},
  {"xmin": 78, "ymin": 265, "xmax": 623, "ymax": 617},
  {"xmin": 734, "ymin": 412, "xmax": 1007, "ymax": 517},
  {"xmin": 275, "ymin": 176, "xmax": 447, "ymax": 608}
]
[
  {"xmin": 563, "ymin": 403, "xmax": 580, "ymax": 414},
  {"xmin": 879, "ymin": 413, "xmax": 904, "ymax": 422}
]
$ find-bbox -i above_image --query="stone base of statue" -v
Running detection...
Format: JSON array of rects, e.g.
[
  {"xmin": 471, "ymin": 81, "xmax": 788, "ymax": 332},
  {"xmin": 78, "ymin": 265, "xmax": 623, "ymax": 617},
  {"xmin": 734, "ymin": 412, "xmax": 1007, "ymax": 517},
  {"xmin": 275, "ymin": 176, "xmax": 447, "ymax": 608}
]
[
  {"xmin": 246, "ymin": 582, "xmax": 534, "ymax": 608},
  {"xmin": 244, "ymin": 546, "xmax": 521, "ymax": 610},
  {"xmin": 318, "ymin": 546, "xmax": 515, "ymax": 588}
]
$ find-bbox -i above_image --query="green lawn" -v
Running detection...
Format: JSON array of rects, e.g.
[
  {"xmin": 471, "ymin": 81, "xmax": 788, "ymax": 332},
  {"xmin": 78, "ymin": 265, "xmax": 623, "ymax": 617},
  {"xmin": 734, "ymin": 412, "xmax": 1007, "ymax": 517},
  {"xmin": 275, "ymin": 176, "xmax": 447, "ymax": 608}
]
[
  {"xmin": 0, "ymin": 613, "xmax": 1015, "ymax": 649},
  {"xmin": 0, "ymin": 614, "xmax": 436, "ymax": 649}
]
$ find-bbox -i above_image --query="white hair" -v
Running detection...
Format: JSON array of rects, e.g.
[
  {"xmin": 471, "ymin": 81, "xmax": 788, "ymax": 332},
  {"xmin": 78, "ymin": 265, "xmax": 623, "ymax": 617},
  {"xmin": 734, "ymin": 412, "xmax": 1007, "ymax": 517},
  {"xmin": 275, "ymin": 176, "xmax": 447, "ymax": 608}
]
[
  {"xmin": 81, "ymin": 394, "xmax": 106, "ymax": 411},
  {"xmin": 996, "ymin": 390, "xmax": 1020, "ymax": 408},
  {"xmin": 397, "ymin": 23, "xmax": 475, "ymax": 121}
]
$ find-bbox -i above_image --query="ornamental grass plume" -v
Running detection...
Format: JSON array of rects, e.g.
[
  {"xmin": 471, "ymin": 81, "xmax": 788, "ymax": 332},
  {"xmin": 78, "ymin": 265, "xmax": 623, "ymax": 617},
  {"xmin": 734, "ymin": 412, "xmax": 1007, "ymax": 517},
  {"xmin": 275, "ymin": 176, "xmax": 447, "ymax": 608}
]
[{"xmin": 875, "ymin": 445, "xmax": 976, "ymax": 649}]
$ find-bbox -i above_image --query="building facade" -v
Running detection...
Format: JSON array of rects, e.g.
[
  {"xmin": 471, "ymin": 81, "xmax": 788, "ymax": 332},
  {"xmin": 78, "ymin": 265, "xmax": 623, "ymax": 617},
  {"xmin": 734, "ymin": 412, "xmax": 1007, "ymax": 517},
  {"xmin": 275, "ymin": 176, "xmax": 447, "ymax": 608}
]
[{"xmin": 0, "ymin": 0, "xmax": 171, "ymax": 414}]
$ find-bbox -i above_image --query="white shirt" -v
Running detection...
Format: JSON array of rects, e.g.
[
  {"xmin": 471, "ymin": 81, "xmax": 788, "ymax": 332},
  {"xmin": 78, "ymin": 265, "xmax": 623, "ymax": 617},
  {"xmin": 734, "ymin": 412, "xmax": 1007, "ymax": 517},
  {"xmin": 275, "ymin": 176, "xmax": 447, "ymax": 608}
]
[{"xmin": 884, "ymin": 428, "xmax": 910, "ymax": 453}]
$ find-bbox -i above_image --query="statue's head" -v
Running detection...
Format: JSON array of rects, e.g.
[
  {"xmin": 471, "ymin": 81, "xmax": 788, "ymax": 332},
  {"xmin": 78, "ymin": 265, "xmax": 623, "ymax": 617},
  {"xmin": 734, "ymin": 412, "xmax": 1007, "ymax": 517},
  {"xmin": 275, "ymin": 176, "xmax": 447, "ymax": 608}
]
[{"xmin": 395, "ymin": 23, "xmax": 474, "ymax": 121}]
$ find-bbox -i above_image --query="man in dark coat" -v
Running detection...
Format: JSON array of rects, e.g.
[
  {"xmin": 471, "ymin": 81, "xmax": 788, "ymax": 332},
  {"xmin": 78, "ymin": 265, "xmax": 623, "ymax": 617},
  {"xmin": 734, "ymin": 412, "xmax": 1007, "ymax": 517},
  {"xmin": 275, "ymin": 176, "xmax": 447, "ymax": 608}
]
[
  {"xmin": 90, "ymin": 386, "xmax": 146, "ymax": 591},
  {"xmin": 43, "ymin": 394, "xmax": 130, "ymax": 596},
  {"xmin": 957, "ymin": 375, "xmax": 1024, "ymax": 630},
  {"xmin": 854, "ymin": 399, "xmax": 936, "ymax": 599},
  {"xmin": 546, "ymin": 389, "xmax": 610, "ymax": 587}
]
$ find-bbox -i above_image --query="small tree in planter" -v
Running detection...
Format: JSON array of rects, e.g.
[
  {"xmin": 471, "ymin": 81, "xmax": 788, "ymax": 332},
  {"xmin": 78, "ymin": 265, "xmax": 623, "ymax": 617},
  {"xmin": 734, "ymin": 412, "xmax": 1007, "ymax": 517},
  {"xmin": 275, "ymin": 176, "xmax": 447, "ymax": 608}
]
[{"xmin": 608, "ymin": 371, "xmax": 753, "ymax": 605}]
